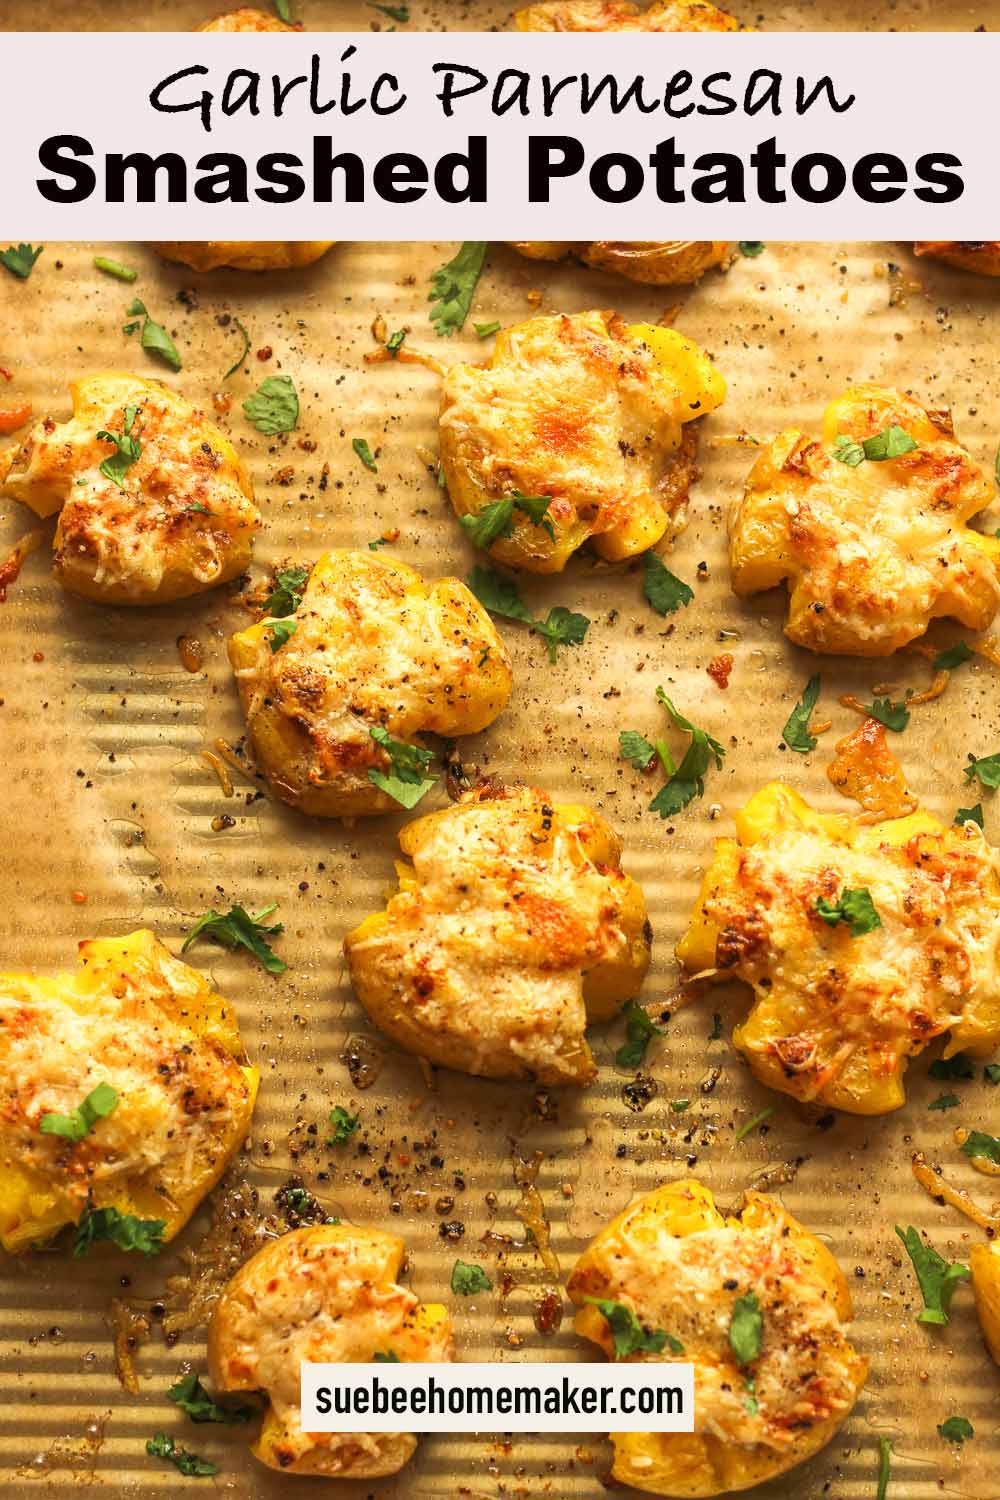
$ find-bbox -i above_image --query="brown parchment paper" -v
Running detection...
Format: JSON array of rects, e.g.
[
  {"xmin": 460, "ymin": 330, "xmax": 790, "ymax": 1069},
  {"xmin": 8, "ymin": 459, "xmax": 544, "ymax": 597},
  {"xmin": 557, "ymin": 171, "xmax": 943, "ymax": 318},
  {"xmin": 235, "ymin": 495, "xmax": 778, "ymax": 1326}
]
[{"xmin": 1, "ymin": 239, "xmax": 999, "ymax": 1500}]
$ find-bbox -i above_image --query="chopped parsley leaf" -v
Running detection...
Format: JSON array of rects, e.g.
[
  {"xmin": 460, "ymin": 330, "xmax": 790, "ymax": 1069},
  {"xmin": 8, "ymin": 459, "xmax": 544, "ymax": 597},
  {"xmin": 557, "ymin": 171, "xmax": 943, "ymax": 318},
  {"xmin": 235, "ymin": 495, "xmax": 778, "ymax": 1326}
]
[
  {"xmin": 928, "ymin": 1092, "xmax": 960, "ymax": 1111},
  {"xmin": 368, "ymin": 725, "xmax": 437, "ymax": 808},
  {"xmin": 96, "ymin": 405, "xmax": 141, "ymax": 488},
  {"xmin": 894, "ymin": 1225, "xmax": 970, "ymax": 1325},
  {"xmin": 814, "ymin": 888, "xmax": 881, "ymax": 936},
  {"xmin": 459, "ymin": 491, "xmax": 555, "ymax": 549},
  {"xmin": 865, "ymin": 697, "xmax": 910, "ymax": 733},
  {"xmin": 937, "ymin": 1416, "xmax": 974, "ymax": 1444},
  {"xmin": 327, "ymin": 1105, "xmax": 359, "ymax": 1146},
  {"xmin": 615, "ymin": 999, "xmax": 663, "ymax": 1069},
  {"xmin": 928, "ymin": 1054, "xmax": 975, "ymax": 1081},
  {"xmin": 782, "ymin": 674, "xmax": 821, "ymax": 753},
  {"xmin": 451, "ymin": 1260, "xmax": 492, "ymax": 1295},
  {"xmin": 263, "ymin": 565, "xmax": 309, "ymax": 618},
  {"xmin": 353, "ymin": 437, "xmax": 378, "ymax": 472},
  {"xmin": 428, "ymin": 242, "xmax": 488, "ymax": 336},
  {"xmin": 728, "ymin": 1291, "xmax": 762, "ymax": 1365},
  {"xmin": 584, "ymin": 1298, "xmax": 677, "ymax": 1359},
  {"xmin": 223, "ymin": 317, "xmax": 251, "ymax": 381},
  {"xmin": 40, "ymin": 1082, "xmax": 118, "ymax": 1142},
  {"xmin": 955, "ymin": 803, "xmax": 984, "ymax": 829},
  {"xmin": 125, "ymin": 298, "xmax": 182, "ymax": 372},
  {"xmin": 369, "ymin": 1, "xmax": 409, "ymax": 18},
  {"xmin": 167, "ymin": 1372, "xmax": 254, "ymax": 1424},
  {"xmin": 268, "ymin": 619, "xmax": 298, "ymax": 652},
  {"xmin": 933, "ymin": 641, "xmax": 974, "ymax": 672},
  {"xmin": 739, "ymin": 241, "xmax": 765, "ymax": 257},
  {"xmin": 74, "ymin": 1206, "xmax": 166, "ymax": 1258},
  {"xmin": 386, "ymin": 328, "xmax": 407, "ymax": 356},
  {"xmin": 964, "ymin": 752, "xmax": 1000, "ymax": 790},
  {"xmin": 0, "ymin": 243, "xmax": 43, "ymax": 279},
  {"xmin": 474, "ymin": 320, "xmax": 501, "ymax": 338},
  {"xmin": 646, "ymin": 690, "xmax": 725, "ymax": 819},
  {"xmin": 243, "ymin": 374, "xmax": 298, "ymax": 434},
  {"xmin": 467, "ymin": 563, "xmax": 589, "ymax": 662},
  {"xmin": 960, "ymin": 1130, "xmax": 1000, "ymax": 1164},
  {"xmin": 182, "ymin": 903, "xmax": 286, "ymax": 974},
  {"xmin": 643, "ymin": 552, "xmax": 693, "ymax": 616},
  {"xmin": 146, "ymin": 1433, "xmax": 218, "ymax": 1477},
  {"xmin": 93, "ymin": 255, "xmax": 137, "ymax": 283},
  {"xmin": 619, "ymin": 730, "xmax": 657, "ymax": 771},
  {"xmin": 834, "ymin": 425, "xmax": 918, "ymax": 466}
]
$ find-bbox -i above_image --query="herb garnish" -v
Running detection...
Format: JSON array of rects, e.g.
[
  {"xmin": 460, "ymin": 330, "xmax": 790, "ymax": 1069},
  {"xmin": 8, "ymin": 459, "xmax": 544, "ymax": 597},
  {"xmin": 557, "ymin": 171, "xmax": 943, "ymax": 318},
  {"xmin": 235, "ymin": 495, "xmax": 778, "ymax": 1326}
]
[
  {"xmin": 243, "ymin": 375, "xmax": 298, "ymax": 434},
  {"xmin": 933, "ymin": 641, "xmax": 974, "ymax": 672},
  {"xmin": 94, "ymin": 255, "xmax": 137, "ymax": 283},
  {"xmin": 615, "ymin": 999, "xmax": 663, "ymax": 1069},
  {"xmin": 125, "ymin": 298, "xmax": 182, "ymax": 371},
  {"xmin": 622, "ymin": 689, "xmax": 724, "ymax": 819},
  {"xmin": 728, "ymin": 1291, "xmax": 763, "ymax": 1365},
  {"xmin": 864, "ymin": 697, "xmax": 910, "ymax": 733},
  {"xmin": 584, "ymin": 1298, "xmax": 679, "ymax": 1359},
  {"xmin": 451, "ymin": 1260, "xmax": 492, "ymax": 1295},
  {"xmin": 96, "ymin": 405, "xmax": 142, "ymax": 488},
  {"xmin": 964, "ymin": 752, "xmax": 1000, "ymax": 790},
  {"xmin": 263, "ymin": 565, "xmax": 309, "ymax": 618},
  {"xmin": 894, "ymin": 1225, "xmax": 970, "ymax": 1325},
  {"xmin": 782, "ymin": 674, "xmax": 821, "ymax": 753},
  {"xmin": 814, "ymin": 888, "xmax": 881, "ymax": 936},
  {"xmin": 937, "ymin": 1416, "xmax": 974, "ymax": 1444},
  {"xmin": 327, "ymin": 1106, "xmax": 360, "ymax": 1146},
  {"xmin": 40, "ymin": 1082, "xmax": 118, "ymax": 1142},
  {"xmin": 429, "ymin": 242, "xmax": 488, "ymax": 336},
  {"xmin": 467, "ymin": 563, "xmax": 590, "ymax": 663},
  {"xmin": 459, "ymin": 492, "xmax": 555, "ymax": 549},
  {"xmin": 643, "ymin": 552, "xmax": 693, "ymax": 616},
  {"xmin": 74, "ymin": 1206, "xmax": 166, "ymax": 1258},
  {"xmin": 182, "ymin": 903, "xmax": 287, "ymax": 974},
  {"xmin": 353, "ymin": 437, "xmax": 378, "ymax": 472},
  {"xmin": 223, "ymin": 317, "xmax": 251, "ymax": 381},
  {"xmin": 167, "ymin": 1372, "xmax": 254, "ymax": 1424},
  {"xmin": 960, "ymin": 1129, "xmax": 1000, "ymax": 1164},
  {"xmin": 368, "ymin": 725, "xmax": 437, "ymax": 808},
  {"xmin": 146, "ymin": 1434, "xmax": 218, "ymax": 1477},
  {"xmin": 0, "ymin": 244, "xmax": 43, "ymax": 279}
]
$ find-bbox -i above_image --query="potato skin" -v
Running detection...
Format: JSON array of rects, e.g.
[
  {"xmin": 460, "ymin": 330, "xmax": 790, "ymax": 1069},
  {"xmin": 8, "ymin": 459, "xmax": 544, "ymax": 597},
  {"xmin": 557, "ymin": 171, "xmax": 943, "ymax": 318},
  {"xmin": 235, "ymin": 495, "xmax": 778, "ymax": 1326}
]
[
  {"xmin": 228, "ymin": 550, "xmax": 512, "ymax": 818},
  {"xmin": 153, "ymin": 242, "xmax": 335, "ymax": 272},
  {"xmin": 730, "ymin": 383, "xmax": 1000, "ymax": 656},
  {"xmin": 676, "ymin": 782, "xmax": 1000, "ymax": 1114},
  {"xmin": 198, "ymin": 6, "xmax": 296, "ymax": 28},
  {"xmin": 567, "ymin": 1179, "xmax": 867, "ymax": 1497},
  {"xmin": 971, "ymin": 1242, "xmax": 1000, "ymax": 1364},
  {"xmin": 508, "ymin": 241, "xmax": 731, "ymax": 286},
  {"xmin": 208, "ymin": 1224, "xmax": 454, "ymax": 1478},
  {"xmin": 440, "ymin": 311, "xmax": 725, "ymax": 573},
  {"xmin": 515, "ymin": 0, "xmax": 744, "ymax": 30},
  {"xmin": 3, "ymin": 372, "xmax": 259, "ymax": 605},
  {"xmin": 0, "ymin": 931, "xmax": 258, "ymax": 1253},
  {"xmin": 344, "ymin": 782, "xmax": 651, "ymax": 1085},
  {"xmin": 913, "ymin": 241, "xmax": 1000, "ymax": 276}
]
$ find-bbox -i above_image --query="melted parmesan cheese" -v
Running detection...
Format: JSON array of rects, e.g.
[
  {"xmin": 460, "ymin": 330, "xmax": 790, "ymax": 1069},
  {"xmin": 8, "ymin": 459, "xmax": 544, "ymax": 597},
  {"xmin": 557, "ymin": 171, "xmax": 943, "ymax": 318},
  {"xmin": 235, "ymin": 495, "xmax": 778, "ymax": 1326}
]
[
  {"xmin": 344, "ymin": 785, "xmax": 647, "ymax": 1084},
  {"xmin": 730, "ymin": 384, "xmax": 1000, "ymax": 655},
  {"xmin": 515, "ymin": 0, "xmax": 742, "ymax": 30}
]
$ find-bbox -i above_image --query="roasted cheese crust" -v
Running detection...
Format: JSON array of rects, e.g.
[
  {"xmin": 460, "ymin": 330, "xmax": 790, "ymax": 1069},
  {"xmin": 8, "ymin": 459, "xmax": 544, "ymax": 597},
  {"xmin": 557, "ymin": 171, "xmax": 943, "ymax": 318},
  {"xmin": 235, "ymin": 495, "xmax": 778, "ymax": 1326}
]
[
  {"xmin": 440, "ymin": 311, "xmax": 725, "ymax": 573},
  {"xmin": 515, "ymin": 0, "xmax": 744, "ymax": 30},
  {"xmin": 971, "ymin": 1241, "xmax": 1000, "ymax": 1364},
  {"xmin": 567, "ymin": 1180, "xmax": 867, "ymax": 1497},
  {"xmin": 344, "ymin": 782, "xmax": 651, "ymax": 1085},
  {"xmin": 208, "ymin": 1224, "xmax": 454, "ymax": 1477},
  {"xmin": 913, "ymin": 241, "xmax": 1000, "ymax": 276},
  {"xmin": 0, "ymin": 931, "xmax": 258, "ymax": 1253},
  {"xmin": 197, "ymin": 7, "xmax": 296, "ymax": 28},
  {"xmin": 677, "ymin": 783, "xmax": 1000, "ymax": 1114},
  {"xmin": 153, "ymin": 242, "xmax": 334, "ymax": 271},
  {"xmin": 507, "ymin": 242, "xmax": 731, "ymax": 286},
  {"xmin": 3, "ymin": 373, "xmax": 260, "ymax": 605},
  {"xmin": 730, "ymin": 383, "xmax": 1000, "ymax": 655},
  {"xmin": 228, "ymin": 550, "xmax": 513, "ymax": 818}
]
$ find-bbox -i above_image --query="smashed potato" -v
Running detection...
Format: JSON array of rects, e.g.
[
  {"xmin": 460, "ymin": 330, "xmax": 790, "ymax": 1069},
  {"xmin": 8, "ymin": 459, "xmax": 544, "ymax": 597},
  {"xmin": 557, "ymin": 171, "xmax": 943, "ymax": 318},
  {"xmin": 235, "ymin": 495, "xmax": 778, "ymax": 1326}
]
[
  {"xmin": 153, "ymin": 242, "xmax": 335, "ymax": 272},
  {"xmin": 568, "ymin": 1179, "xmax": 867, "ymax": 1497},
  {"xmin": 208, "ymin": 1224, "xmax": 453, "ymax": 1477},
  {"xmin": 198, "ymin": 6, "xmax": 296, "ymax": 27},
  {"xmin": 228, "ymin": 550, "xmax": 512, "ymax": 818},
  {"xmin": 507, "ymin": 241, "xmax": 730, "ymax": 286},
  {"xmin": 914, "ymin": 241, "xmax": 1000, "ymax": 276},
  {"xmin": 344, "ymin": 782, "xmax": 651, "ymax": 1084},
  {"xmin": 440, "ymin": 311, "xmax": 725, "ymax": 573},
  {"xmin": 3, "ymin": 373, "xmax": 259, "ymax": 605},
  {"xmin": 0, "ymin": 931, "xmax": 258, "ymax": 1254},
  {"xmin": 515, "ymin": 0, "xmax": 743, "ymax": 31},
  {"xmin": 971, "ymin": 1241, "xmax": 1000, "ymax": 1364},
  {"xmin": 730, "ymin": 383, "xmax": 1000, "ymax": 655},
  {"xmin": 677, "ymin": 782, "xmax": 1000, "ymax": 1114}
]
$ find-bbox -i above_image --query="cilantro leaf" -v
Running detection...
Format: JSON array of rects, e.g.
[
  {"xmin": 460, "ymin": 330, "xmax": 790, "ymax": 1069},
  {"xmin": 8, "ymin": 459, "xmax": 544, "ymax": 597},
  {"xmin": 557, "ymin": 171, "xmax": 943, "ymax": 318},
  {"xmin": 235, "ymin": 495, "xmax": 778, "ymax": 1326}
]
[
  {"xmin": 739, "ymin": 242, "xmax": 765, "ymax": 257},
  {"xmin": 833, "ymin": 433, "xmax": 865, "ymax": 467},
  {"xmin": 96, "ymin": 406, "xmax": 142, "ymax": 488},
  {"xmin": 474, "ymin": 320, "xmax": 501, "ymax": 338},
  {"xmin": 94, "ymin": 255, "xmax": 137, "ymax": 283},
  {"xmin": 619, "ymin": 730, "xmax": 657, "ymax": 771},
  {"xmin": 782, "ymin": 674, "xmax": 821, "ymax": 753},
  {"xmin": 327, "ymin": 1105, "xmax": 359, "ymax": 1146},
  {"xmin": 40, "ymin": 1082, "xmax": 118, "ymax": 1142},
  {"xmin": 814, "ymin": 888, "xmax": 881, "ymax": 936},
  {"xmin": 263, "ymin": 565, "xmax": 309, "ymax": 618},
  {"xmin": 728, "ymin": 1291, "xmax": 763, "ymax": 1365},
  {"xmin": 960, "ymin": 1130, "xmax": 1000, "ymax": 1164},
  {"xmin": 368, "ymin": 725, "xmax": 437, "ymax": 808},
  {"xmin": 934, "ymin": 641, "xmax": 974, "ymax": 672},
  {"xmin": 584, "ymin": 1298, "xmax": 675, "ymax": 1360},
  {"xmin": 353, "ymin": 437, "xmax": 378, "ymax": 472},
  {"xmin": 243, "ymin": 375, "xmax": 298, "ymax": 435},
  {"xmin": 964, "ymin": 752, "xmax": 1000, "ymax": 789},
  {"xmin": 643, "ymin": 553, "xmax": 693, "ymax": 616},
  {"xmin": 167, "ymin": 1372, "xmax": 254, "ymax": 1424},
  {"xmin": 646, "ymin": 690, "xmax": 725, "ymax": 818},
  {"xmin": 74, "ymin": 1206, "xmax": 166, "ymax": 1258},
  {"xmin": 876, "ymin": 1436, "xmax": 892, "ymax": 1500},
  {"xmin": 467, "ymin": 564, "xmax": 588, "ymax": 662},
  {"xmin": 428, "ymin": 242, "xmax": 488, "ymax": 336},
  {"xmin": 146, "ymin": 1434, "xmax": 218, "ymax": 1477},
  {"xmin": 928, "ymin": 1092, "xmax": 959, "ymax": 1111},
  {"xmin": 223, "ymin": 317, "xmax": 251, "ymax": 381},
  {"xmin": 894, "ymin": 1225, "xmax": 970, "ymax": 1325},
  {"xmin": 459, "ymin": 492, "xmax": 555, "ymax": 550},
  {"xmin": 928, "ymin": 1054, "xmax": 975, "ymax": 1081},
  {"xmin": 0, "ymin": 243, "xmax": 43, "ymax": 279},
  {"xmin": 182, "ymin": 902, "xmax": 287, "ymax": 974},
  {"xmin": 268, "ymin": 619, "xmax": 298, "ymax": 652},
  {"xmin": 124, "ymin": 299, "xmax": 181, "ymax": 371},
  {"xmin": 451, "ymin": 1259, "xmax": 492, "ymax": 1295},
  {"xmin": 386, "ymin": 328, "xmax": 407, "ymax": 356},
  {"xmin": 615, "ymin": 999, "xmax": 662, "ymax": 1069},
  {"xmin": 863, "ymin": 425, "xmax": 919, "ymax": 461},
  {"xmin": 955, "ymin": 803, "xmax": 984, "ymax": 828},
  {"xmin": 865, "ymin": 697, "xmax": 910, "ymax": 733},
  {"xmin": 938, "ymin": 1416, "xmax": 974, "ymax": 1444}
]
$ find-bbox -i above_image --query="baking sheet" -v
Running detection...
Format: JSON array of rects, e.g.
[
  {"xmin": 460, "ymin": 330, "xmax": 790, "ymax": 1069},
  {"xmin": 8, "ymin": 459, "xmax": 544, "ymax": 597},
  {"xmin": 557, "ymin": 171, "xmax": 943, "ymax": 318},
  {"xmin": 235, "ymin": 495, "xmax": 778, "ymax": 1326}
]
[
  {"xmin": 6, "ymin": 0, "xmax": 1000, "ymax": 31},
  {"xmin": 1, "ymin": 239, "xmax": 1000, "ymax": 1499}
]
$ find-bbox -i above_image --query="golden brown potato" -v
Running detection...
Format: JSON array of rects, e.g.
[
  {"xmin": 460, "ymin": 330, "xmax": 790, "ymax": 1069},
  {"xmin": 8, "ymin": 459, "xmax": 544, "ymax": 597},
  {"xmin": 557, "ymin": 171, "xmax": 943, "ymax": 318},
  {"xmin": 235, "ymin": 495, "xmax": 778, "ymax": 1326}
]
[
  {"xmin": 913, "ymin": 241, "xmax": 1000, "ymax": 276},
  {"xmin": 507, "ymin": 242, "xmax": 731, "ymax": 286},
  {"xmin": 208, "ymin": 1224, "xmax": 454, "ymax": 1477},
  {"xmin": 515, "ymin": 0, "xmax": 744, "ymax": 31},
  {"xmin": 3, "ymin": 373, "xmax": 259, "ymax": 605},
  {"xmin": 730, "ymin": 383, "xmax": 1000, "ymax": 656},
  {"xmin": 971, "ymin": 1241, "xmax": 1000, "ymax": 1364},
  {"xmin": 676, "ymin": 782, "xmax": 1000, "ymax": 1115},
  {"xmin": 0, "ymin": 931, "xmax": 258, "ymax": 1254},
  {"xmin": 440, "ymin": 311, "xmax": 726, "ymax": 573},
  {"xmin": 153, "ymin": 242, "xmax": 335, "ymax": 272},
  {"xmin": 228, "ymin": 550, "xmax": 513, "ymax": 818},
  {"xmin": 198, "ymin": 6, "xmax": 296, "ymax": 28},
  {"xmin": 344, "ymin": 782, "xmax": 651, "ymax": 1085},
  {"xmin": 568, "ymin": 1179, "xmax": 867, "ymax": 1497}
]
